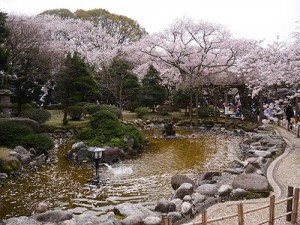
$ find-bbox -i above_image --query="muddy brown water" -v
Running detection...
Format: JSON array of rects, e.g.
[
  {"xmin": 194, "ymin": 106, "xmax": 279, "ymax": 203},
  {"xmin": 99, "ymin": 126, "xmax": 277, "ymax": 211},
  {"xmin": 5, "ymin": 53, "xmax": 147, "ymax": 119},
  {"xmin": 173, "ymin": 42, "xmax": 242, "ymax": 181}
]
[{"xmin": 0, "ymin": 128, "xmax": 241, "ymax": 220}]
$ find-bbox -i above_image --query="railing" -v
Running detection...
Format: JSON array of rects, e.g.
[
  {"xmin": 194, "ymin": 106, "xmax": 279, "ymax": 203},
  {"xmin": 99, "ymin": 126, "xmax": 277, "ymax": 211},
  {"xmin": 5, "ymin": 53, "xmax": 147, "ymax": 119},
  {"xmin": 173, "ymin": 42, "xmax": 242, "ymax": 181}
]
[
  {"xmin": 278, "ymin": 119, "xmax": 300, "ymax": 138},
  {"xmin": 161, "ymin": 187, "xmax": 300, "ymax": 225}
]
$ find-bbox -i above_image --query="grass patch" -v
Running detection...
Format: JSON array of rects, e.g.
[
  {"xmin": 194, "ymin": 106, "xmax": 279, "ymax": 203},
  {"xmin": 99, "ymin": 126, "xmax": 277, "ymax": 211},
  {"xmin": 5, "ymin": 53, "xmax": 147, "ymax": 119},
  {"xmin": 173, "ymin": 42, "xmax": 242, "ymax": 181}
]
[
  {"xmin": 45, "ymin": 110, "xmax": 89, "ymax": 127},
  {"xmin": 0, "ymin": 147, "xmax": 11, "ymax": 158}
]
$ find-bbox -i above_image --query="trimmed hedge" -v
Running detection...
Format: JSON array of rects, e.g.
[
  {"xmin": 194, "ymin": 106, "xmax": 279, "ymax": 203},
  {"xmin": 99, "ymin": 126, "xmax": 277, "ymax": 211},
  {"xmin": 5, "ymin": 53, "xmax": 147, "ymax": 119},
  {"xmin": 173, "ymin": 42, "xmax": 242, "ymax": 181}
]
[
  {"xmin": 0, "ymin": 122, "xmax": 54, "ymax": 154},
  {"xmin": 67, "ymin": 106, "xmax": 86, "ymax": 120},
  {"xmin": 84, "ymin": 104, "xmax": 122, "ymax": 118},
  {"xmin": 19, "ymin": 108, "xmax": 51, "ymax": 123}
]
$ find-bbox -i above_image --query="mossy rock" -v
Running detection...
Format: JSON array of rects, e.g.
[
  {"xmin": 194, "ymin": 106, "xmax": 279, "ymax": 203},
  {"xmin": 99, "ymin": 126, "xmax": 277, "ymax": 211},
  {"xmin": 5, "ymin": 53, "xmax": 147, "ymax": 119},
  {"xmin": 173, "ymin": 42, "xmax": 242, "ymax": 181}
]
[{"xmin": 0, "ymin": 156, "xmax": 21, "ymax": 173}]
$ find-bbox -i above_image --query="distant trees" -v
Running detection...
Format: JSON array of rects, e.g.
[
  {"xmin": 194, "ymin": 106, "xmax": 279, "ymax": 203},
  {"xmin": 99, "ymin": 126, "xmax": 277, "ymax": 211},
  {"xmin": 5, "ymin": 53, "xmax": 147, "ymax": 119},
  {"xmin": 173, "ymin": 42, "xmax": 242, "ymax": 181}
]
[
  {"xmin": 139, "ymin": 65, "xmax": 166, "ymax": 111},
  {"xmin": 41, "ymin": 8, "xmax": 147, "ymax": 44},
  {"xmin": 54, "ymin": 52, "xmax": 99, "ymax": 124},
  {"xmin": 98, "ymin": 57, "xmax": 140, "ymax": 109}
]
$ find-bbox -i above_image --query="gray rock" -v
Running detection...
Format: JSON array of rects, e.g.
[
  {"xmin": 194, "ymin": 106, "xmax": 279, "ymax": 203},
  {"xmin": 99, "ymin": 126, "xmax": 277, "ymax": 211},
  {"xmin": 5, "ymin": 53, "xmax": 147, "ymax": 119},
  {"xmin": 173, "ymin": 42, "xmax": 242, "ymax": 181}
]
[
  {"xmin": 197, "ymin": 171, "xmax": 221, "ymax": 181},
  {"xmin": 19, "ymin": 155, "xmax": 32, "ymax": 166},
  {"xmin": 171, "ymin": 174, "xmax": 195, "ymax": 190},
  {"xmin": 14, "ymin": 146, "xmax": 28, "ymax": 154},
  {"xmin": 217, "ymin": 185, "xmax": 233, "ymax": 197},
  {"xmin": 191, "ymin": 193, "xmax": 206, "ymax": 204},
  {"xmin": 171, "ymin": 198, "xmax": 183, "ymax": 211},
  {"xmin": 183, "ymin": 195, "xmax": 192, "ymax": 202},
  {"xmin": 143, "ymin": 216, "xmax": 161, "ymax": 225},
  {"xmin": 232, "ymin": 174, "xmax": 269, "ymax": 192},
  {"xmin": 231, "ymin": 188, "xmax": 248, "ymax": 197},
  {"xmin": 72, "ymin": 142, "xmax": 87, "ymax": 150},
  {"xmin": 121, "ymin": 215, "xmax": 143, "ymax": 225},
  {"xmin": 173, "ymin": 183, "xmax": 194, "ymax": 199},
  {"xmin": 0, "ymin": 173, "xmax": 8, "ymax": 179},
  {"xmin": 181, "ymin": 202, "xmax": 192, "ymax": 215},
  {"xmin": 223, "ymin": 168, "xmax": 244, "ymax": 174},
  {"xmin": 154, "ymin": 199, "xmax": 176, "ymax": 213},
  {"xmin": 36, "ymin": 210, "xmax": 73, "ymax": 223},
  {"xmin": 196, "ymin": 184, "xmax": 218, "ymax": 197},
  {"xmin": 251, "ymin": 150, "xmax": 272, "ymax": 158},
  {"xmin": 167, "ymin": 212, "xmax": 183, "ymax": 223},
  {"xmin": 4, "ymin": 216, "xmax": 41, "ymax": 225},
  {"xmin": 114, "ymin": 203, "xmax": 154, "ymax": 219}
]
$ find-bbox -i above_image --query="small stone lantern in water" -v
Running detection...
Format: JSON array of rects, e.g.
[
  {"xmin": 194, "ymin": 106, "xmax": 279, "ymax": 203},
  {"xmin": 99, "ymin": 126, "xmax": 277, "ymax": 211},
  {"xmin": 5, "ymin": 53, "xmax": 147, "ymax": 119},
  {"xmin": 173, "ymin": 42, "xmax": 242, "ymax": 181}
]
[
  {"xmin": 88, "ymin": 147, "xmax": 107, "ymax": 184},
  {"xmin": 162, "ymin": 122, "xmax": 176, "ymax": 137}
]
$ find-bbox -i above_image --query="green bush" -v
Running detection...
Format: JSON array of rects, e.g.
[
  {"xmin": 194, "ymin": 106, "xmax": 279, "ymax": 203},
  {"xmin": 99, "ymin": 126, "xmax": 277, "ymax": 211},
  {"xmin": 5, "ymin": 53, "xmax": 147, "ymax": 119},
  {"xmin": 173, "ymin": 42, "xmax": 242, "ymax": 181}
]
[
  {"xmin": 198, "ymin": 106, "xmax": 213, "ymax": 117},
  {"xmin": 76, "ymin": 111, "xmax": 144, "ymax": 150},
  {"xmin": 122, "ymin": 125, "xmax": 144, "ymax": 149},
  {"xmin": 75, "ymin": 102, "xmax": 90, "ymax": 107},
  {"xmin": 125, "ymin": 102, "xmax": 140, "ymax": 112},
  {"xmin": 19, "ymin": 108, "xmax": 51, "ymax": 123},
  {"xmin": 75, "ymin": 127, "xmax": 96, "ymax": 140},
  {"xmin": 67, "ymin": 106, "xmax": 86, "ymax": 120},
  {"xmin": 156, "ymin": 105, "xmax": 172, "ymax": 115},
  {"xmin": 0, "ymin": 122, "xmax": 33, "ymax": 147},
  {"xmin": 84, "ymin": 103, "xmax": 102, "ymax": 115},
  {"xmin": 84, "ymin": 104, "xmax": 122, "ymax": 118},
  {"xmin": 20, "ymin": 103, "xmax": 32, "ymax": 111},
  {"xmin": 134, "ymin": 107, "xmax": 149, "ymax": 118},
  {"xmin": 20, "ymin": 134, "xmax": 54, "ymax": 154}
]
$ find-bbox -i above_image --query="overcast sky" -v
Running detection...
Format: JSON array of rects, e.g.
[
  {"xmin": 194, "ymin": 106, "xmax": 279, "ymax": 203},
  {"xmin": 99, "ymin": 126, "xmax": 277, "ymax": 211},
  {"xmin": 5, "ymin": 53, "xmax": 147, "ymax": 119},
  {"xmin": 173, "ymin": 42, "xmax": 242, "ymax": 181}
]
[{"xmin": 1, "ymin": 0, "xmax": 299, "ymax": 44}]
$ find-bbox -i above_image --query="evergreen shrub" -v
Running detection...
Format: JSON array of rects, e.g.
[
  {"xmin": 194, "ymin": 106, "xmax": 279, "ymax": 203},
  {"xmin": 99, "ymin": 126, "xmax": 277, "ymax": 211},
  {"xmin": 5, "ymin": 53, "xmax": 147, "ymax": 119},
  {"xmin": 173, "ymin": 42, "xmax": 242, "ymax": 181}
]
[
  {"xmin": 134, "ymin": 107, "xmax": 149, "ymax": 118},
  {"xmin": 19, "ymin": 108, "xmax": 51, "ymax": 123},
  {"xmin": 67, "ymin": 106, "xmax": 86, "ymax": 120}
]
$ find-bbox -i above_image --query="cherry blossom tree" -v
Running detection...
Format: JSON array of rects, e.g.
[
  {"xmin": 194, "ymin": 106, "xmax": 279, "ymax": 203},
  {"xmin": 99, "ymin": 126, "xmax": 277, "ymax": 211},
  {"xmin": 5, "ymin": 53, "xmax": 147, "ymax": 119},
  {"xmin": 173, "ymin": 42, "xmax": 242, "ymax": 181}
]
[{"xmin": 131, "ymin": 17, "xmax": 247, "ymax": 123}]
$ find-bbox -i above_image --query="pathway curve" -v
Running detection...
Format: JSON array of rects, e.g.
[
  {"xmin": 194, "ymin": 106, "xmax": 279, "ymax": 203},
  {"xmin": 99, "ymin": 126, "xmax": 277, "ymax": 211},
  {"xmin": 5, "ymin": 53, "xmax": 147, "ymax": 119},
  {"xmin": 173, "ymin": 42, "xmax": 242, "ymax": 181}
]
[{"xmin": 184, "ymin": 125, "xmax": 300, "ymax": 225}]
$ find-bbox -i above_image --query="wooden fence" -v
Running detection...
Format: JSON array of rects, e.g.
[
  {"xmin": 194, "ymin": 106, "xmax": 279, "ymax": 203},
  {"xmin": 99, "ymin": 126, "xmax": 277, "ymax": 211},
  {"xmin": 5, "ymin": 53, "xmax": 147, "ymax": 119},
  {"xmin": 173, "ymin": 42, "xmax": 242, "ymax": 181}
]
[
  {"xmin": 161, "ymin": 187, "xmax": 300, "ymax": 225},
  {"xmin": 278, "ymin": 119, "xmax": 300, "ymax": 138}
]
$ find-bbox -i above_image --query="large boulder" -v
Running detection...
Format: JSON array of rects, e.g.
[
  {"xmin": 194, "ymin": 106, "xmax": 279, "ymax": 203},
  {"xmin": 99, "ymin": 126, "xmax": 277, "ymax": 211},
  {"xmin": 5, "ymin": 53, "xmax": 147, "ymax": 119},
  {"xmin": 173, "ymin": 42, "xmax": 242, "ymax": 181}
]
[
  {"xmin": 154, "ymin": 199, "xmax": 176, "ymax": 213},
  {"xmin": 0, "ymin": 156, "xmax": 21, "ymax": 173},
  {"xmin": 171, "ymin": 174, "xmax": 195, "ymax": 190},
  {"xmin": 114, "ymin": 203, "xmax": 155, "ymax": 219},
  {"xmin": 36, "ymin": 210, "xmax": 73, "ymax": 223},
  {"xmin": 173, "ymin": 183, "xmax": 194, "ymax": 199},
  {"xmin": 121, "ymin": 215, "xmax": 143, "ymax": 225},
  {"xmin": 101, "ymin": 147, "xmax": 125, "ymax": 164},
  {"xmin": 232, "ymin": 174, "xmax": 269, "ymax": 192},
  {"xmin": 196, "ymin": 184, "xmax": 218, "ymax": 197}
]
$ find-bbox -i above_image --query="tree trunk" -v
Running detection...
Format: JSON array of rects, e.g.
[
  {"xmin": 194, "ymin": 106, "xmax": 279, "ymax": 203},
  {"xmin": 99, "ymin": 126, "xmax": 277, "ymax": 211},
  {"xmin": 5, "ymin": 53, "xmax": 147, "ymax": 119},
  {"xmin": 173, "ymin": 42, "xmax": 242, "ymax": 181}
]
[
  {"xmin": 189, "ymin": 92, "xmax": 193, "ymax": 126},
  {"xmin": 224, "ymin": 88, "xmax": 229, "ymax": 129},
  {"xmin": 195, "ymin": 90, "xmax": 199, "ymax": 127},
  {"xmin": 236, "ymin": 84, "xmax": 256, "ymax": 122},
  {"xmin": 295, "ymin": 96, "xmax": 299, "ymax": 123},
  {"xmin": 259, "ymin": 91, "xmax": 263, "ymax": 123},
  {"xmin": 63, "ymin": 108, "xmax": 68, "ymax": 125},
  {"xmin": 213, "ymin": 87, "xmax": 219, "ymax": 120}
]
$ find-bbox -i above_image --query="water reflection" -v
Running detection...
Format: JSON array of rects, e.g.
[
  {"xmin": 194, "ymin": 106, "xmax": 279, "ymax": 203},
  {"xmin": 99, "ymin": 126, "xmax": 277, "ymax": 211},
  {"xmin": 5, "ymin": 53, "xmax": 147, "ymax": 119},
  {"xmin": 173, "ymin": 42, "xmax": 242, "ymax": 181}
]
[{"xmin": 0, "ymin": 128, "xmax": 241, "ymax": 220}]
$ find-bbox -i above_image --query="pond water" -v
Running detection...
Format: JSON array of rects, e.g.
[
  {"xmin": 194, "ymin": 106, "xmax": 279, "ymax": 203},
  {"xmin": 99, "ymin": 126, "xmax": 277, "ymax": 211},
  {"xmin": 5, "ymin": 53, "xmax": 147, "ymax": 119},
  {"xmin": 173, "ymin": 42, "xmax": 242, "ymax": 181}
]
[{"xmin": 0, "ymin": 128, "xmax": 241, "ymax": 220}]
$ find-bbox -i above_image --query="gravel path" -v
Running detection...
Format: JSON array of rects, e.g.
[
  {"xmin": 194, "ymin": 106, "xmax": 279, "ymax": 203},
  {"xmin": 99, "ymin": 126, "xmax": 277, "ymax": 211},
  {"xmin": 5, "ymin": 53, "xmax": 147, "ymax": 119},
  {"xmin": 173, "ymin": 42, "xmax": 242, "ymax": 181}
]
[{"xmin": 184, "ymin": 126, "xmax": 300, "ymax": 225}]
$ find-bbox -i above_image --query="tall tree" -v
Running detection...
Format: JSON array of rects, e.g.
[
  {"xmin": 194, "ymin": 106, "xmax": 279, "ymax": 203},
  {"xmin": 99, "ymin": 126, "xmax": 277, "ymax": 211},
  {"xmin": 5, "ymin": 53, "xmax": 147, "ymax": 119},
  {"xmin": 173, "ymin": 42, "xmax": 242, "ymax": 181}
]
[
  {"xmin": 5, "ymin": 15, "xmax": 57, "ymax": 112},
  {"xmin": 0, "ymin": 11, "xmax": 10, "ymax": 88},
  {"xmin": 98, "ymin": 57, "xmax": 140, "ymax": 109},
  {"xmin": 140, "ymin": 65, "xmax": 166, "ymax": 111},
  {"xmin": 55, "ymin": 52, "xmax": 99, "ymax": 124}
]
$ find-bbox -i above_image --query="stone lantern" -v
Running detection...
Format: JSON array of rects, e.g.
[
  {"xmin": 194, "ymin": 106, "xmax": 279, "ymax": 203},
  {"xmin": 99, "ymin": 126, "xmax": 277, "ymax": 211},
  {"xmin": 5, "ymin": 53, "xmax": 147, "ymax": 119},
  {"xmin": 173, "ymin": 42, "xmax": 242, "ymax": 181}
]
[{"xmin": 0, "ymin": 89, "xmax": 12, "ymax": 116}]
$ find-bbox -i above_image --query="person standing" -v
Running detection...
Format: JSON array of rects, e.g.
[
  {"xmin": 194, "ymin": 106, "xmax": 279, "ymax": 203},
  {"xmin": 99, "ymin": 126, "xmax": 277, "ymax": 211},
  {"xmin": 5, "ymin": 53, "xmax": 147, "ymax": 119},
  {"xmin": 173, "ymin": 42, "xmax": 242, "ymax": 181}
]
[{"xmin": 285, "ymin": 103, "xmax": 294, "ymax": 129}]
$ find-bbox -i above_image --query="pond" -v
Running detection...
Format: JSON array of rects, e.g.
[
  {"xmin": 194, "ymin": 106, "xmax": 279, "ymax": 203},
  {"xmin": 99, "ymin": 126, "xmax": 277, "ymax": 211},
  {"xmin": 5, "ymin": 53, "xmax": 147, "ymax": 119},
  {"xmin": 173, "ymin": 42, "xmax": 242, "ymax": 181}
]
[{"xmin": 0, "ymin": 128, "xmax": 242, "ymax": 220}]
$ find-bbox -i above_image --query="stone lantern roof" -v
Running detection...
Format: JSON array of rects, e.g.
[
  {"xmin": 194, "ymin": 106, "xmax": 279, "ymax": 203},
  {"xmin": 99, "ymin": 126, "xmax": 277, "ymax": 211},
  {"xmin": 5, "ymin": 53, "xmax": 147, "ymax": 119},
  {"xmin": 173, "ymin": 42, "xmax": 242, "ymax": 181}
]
[{"xmin": 0, "ymin": 89, "xmax": 12, "ymax": 95}]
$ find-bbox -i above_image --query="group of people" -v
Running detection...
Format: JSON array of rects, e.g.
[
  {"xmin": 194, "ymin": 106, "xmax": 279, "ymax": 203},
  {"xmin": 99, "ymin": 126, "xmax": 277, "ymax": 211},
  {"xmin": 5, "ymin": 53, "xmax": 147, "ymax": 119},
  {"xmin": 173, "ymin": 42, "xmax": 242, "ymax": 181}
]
[{"xmin": 262, "ymin": 97, "xmax": 299, "ymax": 129}]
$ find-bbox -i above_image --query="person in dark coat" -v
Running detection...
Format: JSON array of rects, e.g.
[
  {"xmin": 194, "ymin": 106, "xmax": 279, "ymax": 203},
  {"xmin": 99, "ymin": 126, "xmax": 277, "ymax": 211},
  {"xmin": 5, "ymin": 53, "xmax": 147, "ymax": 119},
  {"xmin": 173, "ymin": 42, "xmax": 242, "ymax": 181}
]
[{"xmin": 285, "ymin": 103, "xmax": 294, "ymax": 126}]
